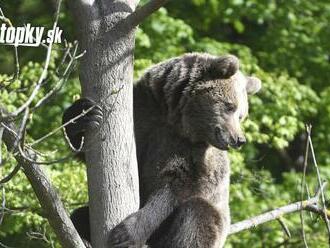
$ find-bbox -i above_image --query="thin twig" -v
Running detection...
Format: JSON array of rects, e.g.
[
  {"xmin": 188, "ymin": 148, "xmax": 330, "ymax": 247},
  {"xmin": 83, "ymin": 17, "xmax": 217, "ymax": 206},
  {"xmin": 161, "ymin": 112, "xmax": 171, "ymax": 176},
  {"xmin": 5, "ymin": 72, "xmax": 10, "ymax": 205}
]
[
  {"xmin": 13, "ymin": 45, "xmax": 20, "ymax": 79},
  {"xmin": 0, "ymin": 8, "xmax": 20, "ymax": 81},
  {"xmin": 56, "ymin": 41, "xmax": 71, "ymax": 75},
  {"xmin": 277, "ymin": 217, "xmax": 291, "ymax": 238},
  {"xmin": 0, "ymin": 187, "xmax": 5, "ymax": 225},
  {"xmin": 16, "ymin": 107, "xmax": 30, "ymax": 152},
  {"xmin": 300, "ymin": 124, "xmax": 311, "ymax": 248},
  {"xmin": 0, "ymin": 123, "xmax": 44, "ymax": 158},
  {"xmin": 0, "ymin": 1, "xmax": 60, "ymax": 122},
  {"xmin": 0, "ymin": 241, "xmax": 13, "ymax": 248},
  {"xmin": 14, "ymin": 150, "xmax": 76, "ymax": 165},
  {"xmin": 304, "ymin": 204, "xmax": 330, "ymax": 220},
  {"xmin": 0, "ymin": 127, "xmax": 3, "ymax": 166},
  {"xmin": 32, "ymin": 42, "xmax": 81, "ymax": 110},
  {"xmin": 308, "ymin": 126, "xmax": 330, "ymax": 242},
  {"xmin": 30, "ymin": 105, "xmax": 95, "ymax": 147},
  {"xmin": 1, "ymin": 111, "xmax": 85, "ymax": 248},
  {"xmin": 0, "ymin": 164, "xmax": 21, "ymax": 185},
  {"xmin": 0, "ymin": 0, "xmax": 85, "ymax": 245},
  {"xmin": 26, "ymin": 227, "xmax": 54, "ymax": 247},
  {"xmin": 305, "ymin": 183, "xmax": 313, "ymax": 219},
  {"xmin": 2, "ymin": 104, "xmax": 90, "ymax": 165}
]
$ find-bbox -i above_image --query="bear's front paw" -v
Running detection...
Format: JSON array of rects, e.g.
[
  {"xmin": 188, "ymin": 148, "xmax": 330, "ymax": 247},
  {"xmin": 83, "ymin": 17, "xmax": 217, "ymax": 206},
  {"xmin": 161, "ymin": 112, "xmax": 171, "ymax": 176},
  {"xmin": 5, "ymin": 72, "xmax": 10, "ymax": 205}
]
[
  {"xmin": 108, "ymin": 222, "xmax": 138, "ymax": 248},
  {"xmin": 62, "ymin": 98, "xmax": 103, "ymax": 150}
]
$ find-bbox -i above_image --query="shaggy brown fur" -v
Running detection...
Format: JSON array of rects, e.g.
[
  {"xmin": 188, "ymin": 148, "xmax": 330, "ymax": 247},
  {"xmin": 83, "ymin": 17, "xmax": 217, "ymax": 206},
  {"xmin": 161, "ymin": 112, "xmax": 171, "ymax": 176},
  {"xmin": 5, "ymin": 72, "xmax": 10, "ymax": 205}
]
[{"xmin": 63, "ymin": 53, "xmax": 261, "ymax": 248}]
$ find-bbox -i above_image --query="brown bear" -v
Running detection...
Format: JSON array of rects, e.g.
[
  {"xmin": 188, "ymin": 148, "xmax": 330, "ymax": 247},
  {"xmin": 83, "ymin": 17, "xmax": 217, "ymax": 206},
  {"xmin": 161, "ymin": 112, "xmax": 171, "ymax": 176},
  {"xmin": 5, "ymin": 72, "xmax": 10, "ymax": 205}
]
[{"xmin": 63, "ymin": 53, "xmax": 262, "ymax": 248}]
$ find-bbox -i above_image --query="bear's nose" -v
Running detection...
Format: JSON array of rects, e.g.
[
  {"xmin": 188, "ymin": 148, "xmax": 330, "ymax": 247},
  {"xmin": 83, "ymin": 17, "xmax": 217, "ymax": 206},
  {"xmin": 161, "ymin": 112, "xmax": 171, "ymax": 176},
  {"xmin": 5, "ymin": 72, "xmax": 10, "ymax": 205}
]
[{"xmin": 236, "ymin": 136, "xmax": 246, "ymax": 148}]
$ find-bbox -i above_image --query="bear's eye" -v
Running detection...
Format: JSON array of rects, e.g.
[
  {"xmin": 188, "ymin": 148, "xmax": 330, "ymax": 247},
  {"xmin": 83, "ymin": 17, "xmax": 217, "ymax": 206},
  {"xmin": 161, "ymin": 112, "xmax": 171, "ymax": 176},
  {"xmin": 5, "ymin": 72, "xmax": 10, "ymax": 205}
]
[{"xmin": 224, "ymin": 102, "xmax": 237, "ymax": 113}]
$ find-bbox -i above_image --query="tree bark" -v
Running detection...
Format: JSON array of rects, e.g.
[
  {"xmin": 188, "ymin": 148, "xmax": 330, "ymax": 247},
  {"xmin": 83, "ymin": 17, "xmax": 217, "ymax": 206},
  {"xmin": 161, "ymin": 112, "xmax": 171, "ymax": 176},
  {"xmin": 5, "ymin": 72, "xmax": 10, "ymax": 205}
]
[{"xmin": 69, "ymin": 1, "xmax": 140, "ymax": 247}]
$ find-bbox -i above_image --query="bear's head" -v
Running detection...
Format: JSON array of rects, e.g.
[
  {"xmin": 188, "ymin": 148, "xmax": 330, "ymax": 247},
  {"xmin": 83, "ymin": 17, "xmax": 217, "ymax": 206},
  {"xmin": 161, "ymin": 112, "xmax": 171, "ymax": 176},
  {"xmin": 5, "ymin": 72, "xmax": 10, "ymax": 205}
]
[{"xmin": 180, "ymin": 60, "xmax": 261, "ymax": 150}]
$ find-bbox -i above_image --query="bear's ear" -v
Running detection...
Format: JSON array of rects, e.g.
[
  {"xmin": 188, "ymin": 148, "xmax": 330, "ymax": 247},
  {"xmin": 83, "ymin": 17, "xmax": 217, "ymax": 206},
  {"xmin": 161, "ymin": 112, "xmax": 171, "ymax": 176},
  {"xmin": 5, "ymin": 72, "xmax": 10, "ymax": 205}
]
[
  {"xmin": 246, "ymin": 76, "xmax": 262, "ymax": 95},
  {"xmin": 213, "ymin": 54, "xmax": 239, "ymax": 79}
]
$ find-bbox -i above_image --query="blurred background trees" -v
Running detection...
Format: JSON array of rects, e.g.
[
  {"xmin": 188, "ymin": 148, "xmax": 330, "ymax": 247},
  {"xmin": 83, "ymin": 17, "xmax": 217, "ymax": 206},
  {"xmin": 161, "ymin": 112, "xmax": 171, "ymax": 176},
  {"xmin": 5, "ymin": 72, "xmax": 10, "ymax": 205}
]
[{"xmin": 0, "ymin": 0, "xmax": 329, "ymax": 247}]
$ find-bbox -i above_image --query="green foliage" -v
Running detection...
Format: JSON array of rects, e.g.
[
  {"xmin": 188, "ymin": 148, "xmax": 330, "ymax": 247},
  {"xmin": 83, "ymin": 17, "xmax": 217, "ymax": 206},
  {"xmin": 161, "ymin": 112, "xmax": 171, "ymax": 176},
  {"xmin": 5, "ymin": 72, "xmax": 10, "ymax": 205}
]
[
  {"xmin": 0, "ymin": 1, "xmax": 330, "ymax": 247},
  {"xmin": 0, "ymin": 42, "xmax": 83, "ymax": 247},
  {"xmin": 167, "ymin": 0, "xmax": 330, "ymax": 91},
  {"xmin": 135, "ymin": 8, "xmax": 195, "ymax": 64}
]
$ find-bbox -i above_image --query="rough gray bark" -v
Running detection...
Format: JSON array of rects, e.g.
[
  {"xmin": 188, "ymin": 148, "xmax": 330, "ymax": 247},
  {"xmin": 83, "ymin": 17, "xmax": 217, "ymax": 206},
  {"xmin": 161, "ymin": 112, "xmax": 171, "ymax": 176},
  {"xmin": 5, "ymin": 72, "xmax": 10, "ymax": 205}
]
[
  {"xmin": 69, "ymin": 1, "xmax": 141, "ymax": 247},
  {"xmin": 1, "ymin": 110, "xmax": 85, "ymax": 248}
]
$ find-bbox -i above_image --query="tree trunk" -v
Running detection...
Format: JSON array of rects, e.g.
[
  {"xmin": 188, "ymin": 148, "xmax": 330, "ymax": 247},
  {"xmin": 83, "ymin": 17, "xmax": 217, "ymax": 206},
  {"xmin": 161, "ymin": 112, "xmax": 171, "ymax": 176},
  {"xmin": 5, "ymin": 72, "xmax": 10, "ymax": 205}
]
[{"xmin": 69, "ymin": 1, "xmax": 140, "ymax": 247}]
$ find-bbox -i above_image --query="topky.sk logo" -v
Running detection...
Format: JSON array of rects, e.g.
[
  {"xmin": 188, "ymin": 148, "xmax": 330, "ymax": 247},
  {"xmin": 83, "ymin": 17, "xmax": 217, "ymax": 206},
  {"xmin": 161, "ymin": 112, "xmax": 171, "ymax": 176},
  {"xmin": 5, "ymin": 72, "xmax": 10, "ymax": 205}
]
[{"xmin": 0, "ymin": 23, "xmax": 63, "ymax": 47}]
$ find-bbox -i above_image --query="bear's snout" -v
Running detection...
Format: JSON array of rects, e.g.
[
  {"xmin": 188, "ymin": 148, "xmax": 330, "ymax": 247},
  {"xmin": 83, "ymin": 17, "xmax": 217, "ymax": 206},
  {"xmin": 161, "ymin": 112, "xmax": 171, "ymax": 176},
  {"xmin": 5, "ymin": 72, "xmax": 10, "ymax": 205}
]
[
  {"xmin": 214, "ymin": 126, "xmax": 246, "ymax": 150},
  {"xmin": 232, "ymin": 135, "xmax": 246, "ymax": 148}
]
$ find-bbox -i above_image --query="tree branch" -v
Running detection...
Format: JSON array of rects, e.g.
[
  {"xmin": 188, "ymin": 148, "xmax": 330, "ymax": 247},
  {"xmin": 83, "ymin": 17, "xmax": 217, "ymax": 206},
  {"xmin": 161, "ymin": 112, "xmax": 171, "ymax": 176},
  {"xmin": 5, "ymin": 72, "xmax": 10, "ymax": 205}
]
[
  {"xmin": 229, "ymin": 182, "xmax": 328, "ymax": 235},
  {"xmin": 1, "ymin": 108, "xmax": 85, "ymax": 248},
  {"xmin": 128, "ymin": 0, "xmax": 169, "ymax": 28}
]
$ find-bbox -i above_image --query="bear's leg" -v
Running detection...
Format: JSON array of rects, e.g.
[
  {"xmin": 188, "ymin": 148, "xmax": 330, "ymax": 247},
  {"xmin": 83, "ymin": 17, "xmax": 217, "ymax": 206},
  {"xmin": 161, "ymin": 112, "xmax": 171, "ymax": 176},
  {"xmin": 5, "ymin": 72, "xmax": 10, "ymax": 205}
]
[
  {"xmin": 70, "ymin": 206, "xmax": 147, "ymax": 248},
  {"xmin": 70, "ymin": 206, "xmax": 92, "ymax": 248},
  {"xmin": 149, "ymin": 198, "xmax": 229, "ymax": 248},
  {"xmin": 108, "ymin": 185, "xmax": 177, "ymax": 247}
]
